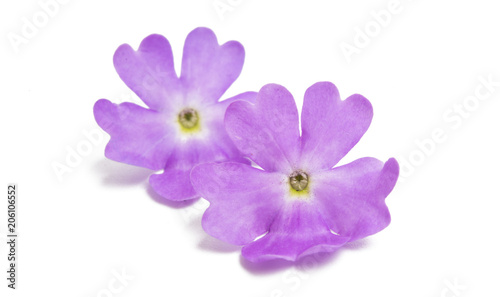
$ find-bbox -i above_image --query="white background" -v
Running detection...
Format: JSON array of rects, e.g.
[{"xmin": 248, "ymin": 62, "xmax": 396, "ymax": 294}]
[{"xmin": 1, "ymin": 0, "xmax": 499, "ymax": 296}]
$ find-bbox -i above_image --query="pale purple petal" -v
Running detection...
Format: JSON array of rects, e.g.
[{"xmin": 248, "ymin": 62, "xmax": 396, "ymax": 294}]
[
  {"xmin": 312, "ymin": 157, "xmax": 399, "ymax": 242},
  {"xmin": 150, "ymin": 130, "xmax": 250, "ymax": 201},
  {"xmin": 242, "ymin": 201, "xmax": 350, "ymax": 262},
  {"xmin": 113, "ymin": 34, "xmax": 181, "ymax": 112},
  {"xmin": 300, "ymin": 82, "xmax": 373, "ymax": 171},
  {"xmin": 180, "ymin": 27, "xmax": 244, "ymax": 105},
  {"xmin": 224, "ymin": 84, "xmax": 301, "ymax": 173},
  {"xmin": 149, "ymin": 166, "xmax": 197, "ymax": 201},
  {"xmin": 190, "ymin": 162, "xmax": 284, "ymax": 245},
  {"xmin": 93, "ymin": 99, "xmax": 175, "ymax": 170}
]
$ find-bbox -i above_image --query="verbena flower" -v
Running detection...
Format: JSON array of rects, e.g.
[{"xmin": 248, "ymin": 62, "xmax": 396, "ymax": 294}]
[
  {"xmin": 94, "ymin": 27, "xmax": 255, "ymax": 201},
  {"xmin": 190, "ymin": 82, "xmax": 399, "ymax": 262}
]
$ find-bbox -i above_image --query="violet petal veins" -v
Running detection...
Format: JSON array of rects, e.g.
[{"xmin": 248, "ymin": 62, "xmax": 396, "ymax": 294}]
[
  {"xmin": 93, "ymin": 27, "xmax": 256, "ymax": 201},
  {"xmin": 190, "ymin": 82, "xmax": 399, "ymax": 262}
]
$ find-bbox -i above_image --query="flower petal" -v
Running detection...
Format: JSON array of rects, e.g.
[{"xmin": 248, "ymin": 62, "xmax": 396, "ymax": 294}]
[
  {"xmin": 180, "ymin": 27, "xmax": 244, "ymax": 105},
  {"xmin": 148, "ymin": 148, "xmax": 198, "ymax": 201},
  {"xmin": 93, "ymin": 99, "xmax": 175, "ymax": 170},
  {"xmin": 312, "ymin": 157, "xmax": 399, "ymax": 242},
  {"xmin": 113, "ymin": 34, "xmax": 180, "ymax": 112},
  {"xmin": 225, "ymin": 84, "xmax": 301, "ymax": 173},
  {"xmin": 300, "ymin": 82, "xmax": 373, "ymax": 171},
  {"xmin": 241, "ymin": 201, "xmax": 350, "ymax": 262},
  {"xmin": 203, "ymin": 92, "xmax": 258, "ymax": 138},
  {"xmin": 202, "ymin": 91, "xmax": 258, "ymax": 157},
  {"xmin": 191, "ymin": 162, "xmax": 284, "ymax": 245},
  {"xmin": 150, "ymin": 133, "xmax": 249, "ymax": 201}
]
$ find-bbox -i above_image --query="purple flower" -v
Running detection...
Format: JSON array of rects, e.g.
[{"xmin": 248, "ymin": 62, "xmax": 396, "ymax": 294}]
[
  {"xmin": 93, "ymin": 27, "xmax": 256, "ymax": 201},
  {"xmin": 190, "ymin": 82, "xmax": 399, "ymax": 262}
]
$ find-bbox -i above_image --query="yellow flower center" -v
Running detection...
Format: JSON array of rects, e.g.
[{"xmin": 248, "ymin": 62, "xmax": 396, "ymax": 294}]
[
  {"xmin": 289, "ymin": 170, "xmax": 309, "ymax": 192},
  {"xmin": 178, "ymin": 108, "xmax": 200, "ymax": 132}
]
